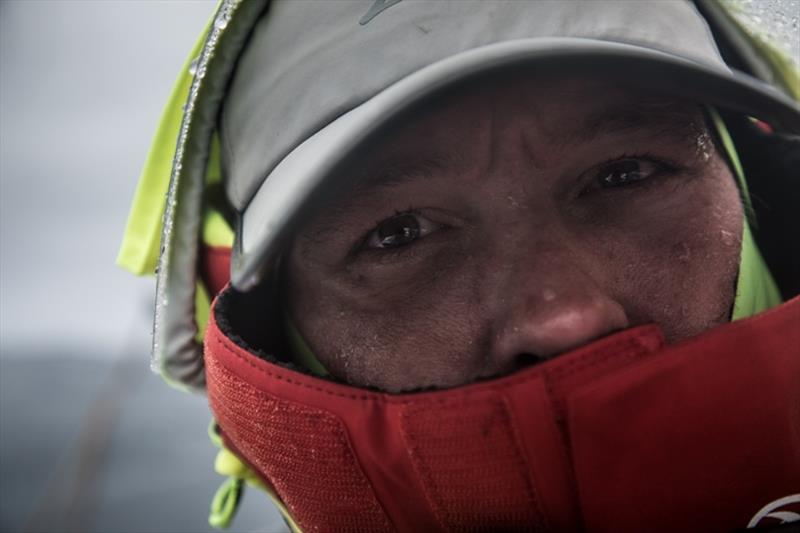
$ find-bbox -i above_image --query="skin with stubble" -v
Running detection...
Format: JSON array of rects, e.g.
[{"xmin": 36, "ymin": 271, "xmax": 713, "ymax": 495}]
[{"xmin": 286, "ymin": 78, "xmax": 744, "ymax": 393}]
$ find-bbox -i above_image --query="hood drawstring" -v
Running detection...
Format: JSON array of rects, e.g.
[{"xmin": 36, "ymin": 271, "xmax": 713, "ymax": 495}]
[{"xmin": 207, "ymin": 420, "xmax": 302, "ymax": 531}]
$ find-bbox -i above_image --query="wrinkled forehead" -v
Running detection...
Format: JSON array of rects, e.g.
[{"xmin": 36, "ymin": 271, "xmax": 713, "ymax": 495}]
[
  {"xmin": 334, "ymin": 75, "xmax": 707, "ymax": 187},
  {"xmin": 362, "ymin": 74, "xmax": 704, "ymax": 145},
  {"xmin": 283, "ymin": 75, "xmax": 716, "ymax": 245}
]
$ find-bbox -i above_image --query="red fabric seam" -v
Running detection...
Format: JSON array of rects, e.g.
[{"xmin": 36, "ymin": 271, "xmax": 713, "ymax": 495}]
[{"xmin": 209, "ymin": 319, "xmax": 654, "ymax": 404}]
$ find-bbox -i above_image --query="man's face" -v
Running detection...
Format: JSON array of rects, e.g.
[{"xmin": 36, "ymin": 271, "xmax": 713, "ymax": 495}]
[{"xmin": 286, "ymin": 77, "xmax": 743, "ymax": 393}]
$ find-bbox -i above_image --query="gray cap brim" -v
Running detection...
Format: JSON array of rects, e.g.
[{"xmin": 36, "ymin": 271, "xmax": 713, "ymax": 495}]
[{"xmin": 231, "ymin": 36, "xmax": 800, "ymax": 290}]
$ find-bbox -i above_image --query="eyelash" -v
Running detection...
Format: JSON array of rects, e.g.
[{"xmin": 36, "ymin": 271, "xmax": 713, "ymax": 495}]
[
  {"xmin": 580, "ymin": 152, "xmax": 681, "ymax": 195},
  {"xmin": 351, "ymin": 207, "xmax": 423, "ymax": 255}
]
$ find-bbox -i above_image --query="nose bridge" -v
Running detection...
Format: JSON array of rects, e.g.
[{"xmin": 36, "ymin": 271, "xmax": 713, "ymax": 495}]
[
  {"xmin": 490, "ymin": 237, "xmax": 630, "ymax": 366},
  {"xmin": 504, "ymin": 239, "xmax": 605, "ymax": 320}
]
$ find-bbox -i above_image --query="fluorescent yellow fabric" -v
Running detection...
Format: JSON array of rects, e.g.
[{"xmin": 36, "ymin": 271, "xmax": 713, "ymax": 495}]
[
  {"xmin": 286, "ymin": 316, "xmax": 329, "ymax": 377},
  {"xmin": 117, "ymin": 16, "xmax": 214, "ymax": 275},
  {"xmin": 708, "ymin": 110, "xmax": 783, "ymax": 320},
  {"xmin": 733, "ymin": 222, "xmax": 782, "ymax": 320},
  {"xmin": 201, "ymin": 135, "xmax": 235, "ymax": 248},
  {"xmin": 202, "ymin": 205, "xmax": 235, "ymax": 248},
  {"xmin": 207, "ymin": 421, "xmax": 302, "ymax": 532}
]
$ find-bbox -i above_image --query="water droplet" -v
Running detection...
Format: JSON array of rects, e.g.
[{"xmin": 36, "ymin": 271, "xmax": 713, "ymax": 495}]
[
  {"xmin": 694, "ymin": 126, "xmax": 712, "ymax": 162},
  {"xmin": 725, "ymin": 0, "xmax": 800, "ymax": 69},
  {"xmin": 720, "ymin": 229, "xmax": 738, "ymax": 246},
  {"xmin": 188, "ymin": 57, "xmax": 199, "ymax": 76},
  {"xmin": 675, "ymin": 242, "xmax": 691, "ymax": 261},
  {"xmin": 214, "ymin": 15, "xmax": 230, "ymax": 30}
]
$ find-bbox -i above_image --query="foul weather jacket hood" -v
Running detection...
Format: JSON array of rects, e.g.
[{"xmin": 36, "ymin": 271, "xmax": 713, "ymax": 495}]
[{"xmin": 119, "ymin": 1, "xmax": 800, "ymax": 531}]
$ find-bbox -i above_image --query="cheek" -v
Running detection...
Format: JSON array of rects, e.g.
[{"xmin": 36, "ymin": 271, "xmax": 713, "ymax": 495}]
[
  {"xmin": 287, "ymin": 251, "xmax": 491, "ymax": 392},
  {"xmin": 607, "ymin": 166, "xmax": 743, "ymax": 342}
]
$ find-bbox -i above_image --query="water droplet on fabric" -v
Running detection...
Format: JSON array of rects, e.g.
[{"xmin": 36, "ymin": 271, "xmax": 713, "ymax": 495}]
[
  {"xmin": 723, "ymin": 0, "xmax": 800, "ymax": 69},
  {"xmin": 215, "ymin": 15, "xmax": 230, "ymax": 30}
]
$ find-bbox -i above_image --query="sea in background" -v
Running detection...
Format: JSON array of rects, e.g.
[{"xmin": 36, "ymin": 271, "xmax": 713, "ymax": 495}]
[{"xmin": 0, "ymin": 1, "xmax": 282, "ymax": 531}]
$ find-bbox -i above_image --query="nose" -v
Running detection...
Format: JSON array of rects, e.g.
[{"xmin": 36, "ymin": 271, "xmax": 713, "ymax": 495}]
[{"xmin": 490, "ymin": 260, "xmax": 629, "ymax": 370}]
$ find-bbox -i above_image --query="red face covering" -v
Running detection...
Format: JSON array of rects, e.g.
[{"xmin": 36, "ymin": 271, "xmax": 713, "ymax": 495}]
[{"xmin": 205, "ymin": 290, "xmax": 800, "ymax": 532}]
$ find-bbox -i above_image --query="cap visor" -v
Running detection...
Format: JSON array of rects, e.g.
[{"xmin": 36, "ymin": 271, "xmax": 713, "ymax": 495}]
[{"xmin": 233, "ymin": 37, "xmax": 800, "ymax": 290}]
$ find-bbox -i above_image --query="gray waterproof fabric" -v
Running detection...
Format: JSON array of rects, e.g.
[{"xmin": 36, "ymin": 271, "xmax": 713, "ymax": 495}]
[
  {"xmin": 221, "ymin": 0, "xmax": 727, "ymax": 211},
  {"xmin": 153, "ymin": 0, "xmax": 268, "ymax": 391}
]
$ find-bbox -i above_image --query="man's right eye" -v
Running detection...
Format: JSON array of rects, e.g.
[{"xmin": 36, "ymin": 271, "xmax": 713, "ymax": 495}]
[{"xmin": 364, "ymin": 211, "xmax": 440, "ymax": 250}]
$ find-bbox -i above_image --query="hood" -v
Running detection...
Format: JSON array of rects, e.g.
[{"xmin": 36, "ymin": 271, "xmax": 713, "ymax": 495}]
[{"xmin": 118, "ymin": 0, "xmax": 800, "ymax": 392}]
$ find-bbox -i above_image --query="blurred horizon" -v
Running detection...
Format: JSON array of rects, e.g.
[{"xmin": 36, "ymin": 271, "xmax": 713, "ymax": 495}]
[
  {"xmin": 0, "ymin": 0, "xmax": 212, "ymax": 358},
  {"xmin": 0, "ymin": 2, "xmax": 283, "ymax": 531}
]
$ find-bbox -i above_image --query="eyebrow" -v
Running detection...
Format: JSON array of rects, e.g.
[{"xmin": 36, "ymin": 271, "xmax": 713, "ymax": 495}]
[
  {"xmin": 568, "ymin": 98, "xmax": 701, "ymax": 146},
  {"xmin": 348, "ymin": 98, "xmax": 702, "ymax": 194},
  {"xmin": 301, "ymin": 97, "xmax": 703, "ymax": 245},
  {"xmin": 349, "ymin": 154, "xmax": 453, "ymax": 196},
  {"xmin": 296, "ymin": 155, "xmax": 453, "ymax": 252}
]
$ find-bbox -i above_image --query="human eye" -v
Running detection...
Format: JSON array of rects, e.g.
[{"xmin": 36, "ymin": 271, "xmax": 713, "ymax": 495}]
[
  {"xmin": 581, "ymin": 155, "xmax": 679, "ymax": 194},
  {"xmin": 362, "ymin": 210, "xmax": 442, "ymax": 250}
]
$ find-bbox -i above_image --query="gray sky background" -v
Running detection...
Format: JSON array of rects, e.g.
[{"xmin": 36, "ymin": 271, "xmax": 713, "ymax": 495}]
[
  {"xmin": 1, "ymin": 0, "xmax": 213, "ymax": 360},
  {"xmin": 0, "ymin": 6, "xmax": 286, "ymax": 531}
]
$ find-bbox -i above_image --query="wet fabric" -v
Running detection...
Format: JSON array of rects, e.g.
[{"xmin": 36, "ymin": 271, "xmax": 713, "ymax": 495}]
[
  {"xmin": 205, "ymin": 287, "xmax": 800, "ymax": 532},
  {"xmin": 221, "ymin": 0, "xmax": 727, "ymax": 210}
]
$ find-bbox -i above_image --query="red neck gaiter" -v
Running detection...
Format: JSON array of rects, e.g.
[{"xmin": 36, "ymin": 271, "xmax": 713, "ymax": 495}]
[{"xmin": 205, "ymin": 294, "xmax": 800, "ymax": 533}]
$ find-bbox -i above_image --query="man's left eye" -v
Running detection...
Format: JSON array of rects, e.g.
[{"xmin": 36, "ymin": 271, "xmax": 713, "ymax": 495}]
[
  {"xmin": 364, "ymin": 211, "xmax": 440, "ymax": 250},
  {"xmin": 596, "ymin": 158, "xmax": 663, "ymax": 188}
]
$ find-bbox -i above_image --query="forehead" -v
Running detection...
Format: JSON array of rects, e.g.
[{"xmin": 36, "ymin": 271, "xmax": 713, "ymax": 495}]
[
  {"xmin": 395, "ymin": 76, "xmax": 695, "ymax": 140},
  {"xmin": 343, "ymin": 76, "xmax": 703, "ymax": 189}
]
